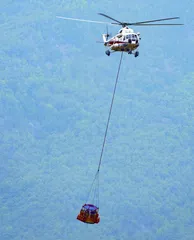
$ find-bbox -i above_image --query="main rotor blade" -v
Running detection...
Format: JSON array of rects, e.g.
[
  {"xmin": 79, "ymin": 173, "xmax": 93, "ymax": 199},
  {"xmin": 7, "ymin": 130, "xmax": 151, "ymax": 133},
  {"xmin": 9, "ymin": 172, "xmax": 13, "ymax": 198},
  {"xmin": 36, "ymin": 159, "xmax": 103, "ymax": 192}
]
[
  {"xmin": 56, "ymin": 16, "xmax": 112, "ymax": 25},
  {"xmin": 98, "ymin": 13, "xmax": 122, "ymax": 25},
  {"xmin": 134, "ymin": 23, "xmax": 184, "ymax": 26},
  {"xmin": 129, "ymin": 17, "xmax": 181, "ymax": 25}
]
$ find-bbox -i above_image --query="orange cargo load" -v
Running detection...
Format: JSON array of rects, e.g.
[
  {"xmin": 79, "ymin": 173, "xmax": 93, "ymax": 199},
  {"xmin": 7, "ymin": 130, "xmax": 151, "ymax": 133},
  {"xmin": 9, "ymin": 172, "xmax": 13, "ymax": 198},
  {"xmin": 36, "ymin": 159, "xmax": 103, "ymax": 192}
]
[{"xmin": 77, "ymin": 204, "xmax": 100, "ymax": 224}]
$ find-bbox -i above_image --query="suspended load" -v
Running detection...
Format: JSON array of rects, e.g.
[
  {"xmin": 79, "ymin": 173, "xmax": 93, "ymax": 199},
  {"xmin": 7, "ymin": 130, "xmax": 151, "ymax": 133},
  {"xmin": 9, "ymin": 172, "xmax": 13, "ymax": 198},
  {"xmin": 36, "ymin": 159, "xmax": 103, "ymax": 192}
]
[
  {"xmin": 77, "ymin": 171, "xmax": 100, "ymax": 224},
  {"xmin": 77, "ymin": 204, "xmax": 100, "ymax": 224},
  {"xmin": 76, "ymin": 53, "xmax": 124, "ymax": 225}
]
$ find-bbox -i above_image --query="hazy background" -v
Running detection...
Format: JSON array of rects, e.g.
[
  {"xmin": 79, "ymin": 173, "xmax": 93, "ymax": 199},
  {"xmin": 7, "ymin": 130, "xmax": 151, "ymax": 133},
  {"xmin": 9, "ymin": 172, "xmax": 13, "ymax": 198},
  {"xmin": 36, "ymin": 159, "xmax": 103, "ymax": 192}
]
[{"xmin": 0, "ymin": 0, "xmax": 194, "ymax": 239}]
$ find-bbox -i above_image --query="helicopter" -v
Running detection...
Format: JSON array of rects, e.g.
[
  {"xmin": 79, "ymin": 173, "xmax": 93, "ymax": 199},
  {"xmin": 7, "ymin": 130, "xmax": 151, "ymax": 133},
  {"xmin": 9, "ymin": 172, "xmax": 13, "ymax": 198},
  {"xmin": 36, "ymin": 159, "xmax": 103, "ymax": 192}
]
[{"xmin": 56, "ymin": 13, "xmax": 183, "ymax": 57}]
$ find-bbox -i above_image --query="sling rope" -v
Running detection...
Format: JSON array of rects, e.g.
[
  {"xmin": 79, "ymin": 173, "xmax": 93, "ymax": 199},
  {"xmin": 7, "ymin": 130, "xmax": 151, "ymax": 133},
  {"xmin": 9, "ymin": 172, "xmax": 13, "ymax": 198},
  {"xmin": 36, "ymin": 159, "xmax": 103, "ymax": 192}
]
[
  {"xmin": 86, "ymin": 52, "xmax": 124, "ymax": 206},
  {"xmin": 97, "ymin": 52, "xmax": 124, "ymax": 172}
]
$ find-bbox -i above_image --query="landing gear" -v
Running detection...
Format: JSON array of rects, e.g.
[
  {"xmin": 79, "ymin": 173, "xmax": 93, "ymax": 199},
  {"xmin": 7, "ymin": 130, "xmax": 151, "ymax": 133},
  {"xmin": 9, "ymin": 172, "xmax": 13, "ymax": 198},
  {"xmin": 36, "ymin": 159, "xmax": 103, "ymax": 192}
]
[
  {"xmin": 128, "ymin": 50, "xmax": 132, "ymax": 54},
  {"xmin": 134, "ymin": 51, "xmax": 139, "ymax": 57},
  {"xmin": 105, "ymin": 50, "xmax": 110, "ymax": 56}
]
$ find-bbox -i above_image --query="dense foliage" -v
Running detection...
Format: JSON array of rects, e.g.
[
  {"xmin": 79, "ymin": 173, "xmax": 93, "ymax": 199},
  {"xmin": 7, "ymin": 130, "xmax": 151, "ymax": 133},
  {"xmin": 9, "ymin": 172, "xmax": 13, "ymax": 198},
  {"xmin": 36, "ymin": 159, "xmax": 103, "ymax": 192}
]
[{"xmin": 0, "ymin": 1, "xmax": 194, "ymax": 240}]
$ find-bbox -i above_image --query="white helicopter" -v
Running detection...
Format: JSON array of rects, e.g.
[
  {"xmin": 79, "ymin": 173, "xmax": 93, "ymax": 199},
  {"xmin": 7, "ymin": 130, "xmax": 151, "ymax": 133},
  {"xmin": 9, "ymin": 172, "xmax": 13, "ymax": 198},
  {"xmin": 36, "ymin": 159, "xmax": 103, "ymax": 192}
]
[{"xmin": 56, "ymin": 13, "xmax": 183, "ymax": 57}]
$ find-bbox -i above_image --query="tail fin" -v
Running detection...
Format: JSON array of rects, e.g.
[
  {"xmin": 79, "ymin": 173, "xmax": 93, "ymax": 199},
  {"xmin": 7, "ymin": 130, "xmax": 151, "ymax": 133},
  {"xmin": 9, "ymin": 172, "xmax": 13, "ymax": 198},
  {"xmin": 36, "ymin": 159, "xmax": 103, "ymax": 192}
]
[
  {"xmin": 102, "ymin": 25, "xmax": 111, "ymax": 44},
  {"xmin": 102, "ymin": 34, "xmax": 109, "ymax": 43}
]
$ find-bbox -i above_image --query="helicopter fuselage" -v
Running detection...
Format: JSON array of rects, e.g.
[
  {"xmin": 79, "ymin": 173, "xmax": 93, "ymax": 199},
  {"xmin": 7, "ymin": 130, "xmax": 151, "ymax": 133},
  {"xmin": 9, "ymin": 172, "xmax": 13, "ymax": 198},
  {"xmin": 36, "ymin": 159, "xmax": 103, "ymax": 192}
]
[{"xmin": 103, "ymin": 27, "xmax": 140, "ymax": 55}]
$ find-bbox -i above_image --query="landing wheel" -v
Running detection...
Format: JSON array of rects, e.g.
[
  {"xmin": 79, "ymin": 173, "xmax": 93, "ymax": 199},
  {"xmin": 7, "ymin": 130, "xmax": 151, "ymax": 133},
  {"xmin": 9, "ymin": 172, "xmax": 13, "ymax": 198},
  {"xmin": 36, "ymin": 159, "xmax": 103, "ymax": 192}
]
[
  {"xmin": 128, "ymin": 50, "xmax": 132, "ymax": 54},
  {"xmin": 134, "ymin": 51, "xmax": 139, "ymax": 57},
  {"xmin": 105, "ymin": 50, "xmax": 110, "ymax": 56}
]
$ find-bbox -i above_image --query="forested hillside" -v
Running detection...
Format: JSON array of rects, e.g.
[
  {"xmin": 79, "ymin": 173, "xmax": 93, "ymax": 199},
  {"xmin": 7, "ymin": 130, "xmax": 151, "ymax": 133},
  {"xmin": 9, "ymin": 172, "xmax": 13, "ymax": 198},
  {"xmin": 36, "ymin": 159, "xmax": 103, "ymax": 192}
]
[{"xmin": 0, "ymin": 1, "xmax": 194, "ymax": 240}]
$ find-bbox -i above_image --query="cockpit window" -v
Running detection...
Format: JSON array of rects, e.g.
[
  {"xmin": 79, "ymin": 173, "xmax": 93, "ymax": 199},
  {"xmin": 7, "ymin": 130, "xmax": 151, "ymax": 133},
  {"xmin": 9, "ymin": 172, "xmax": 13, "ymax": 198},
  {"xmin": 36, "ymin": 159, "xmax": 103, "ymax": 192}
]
[
  {"xmin": 131, "ymin": 34, "xmax": 137, "ymax": 40},
  {"xmin": 126, "ymin": 34, "xmax": 132, "ymax": 39}
]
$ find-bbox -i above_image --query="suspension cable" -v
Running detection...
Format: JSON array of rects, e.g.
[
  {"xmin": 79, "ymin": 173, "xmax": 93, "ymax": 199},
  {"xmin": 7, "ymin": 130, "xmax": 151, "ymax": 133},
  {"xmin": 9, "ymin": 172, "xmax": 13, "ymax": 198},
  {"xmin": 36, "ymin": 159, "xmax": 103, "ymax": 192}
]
[
  {"xmin": 97, "ymin": 52, "xmax": 124, "ymax": 172},
  {"xmin": 86, "ymin": 52, "xmax": 123, "ymax": 207}
]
